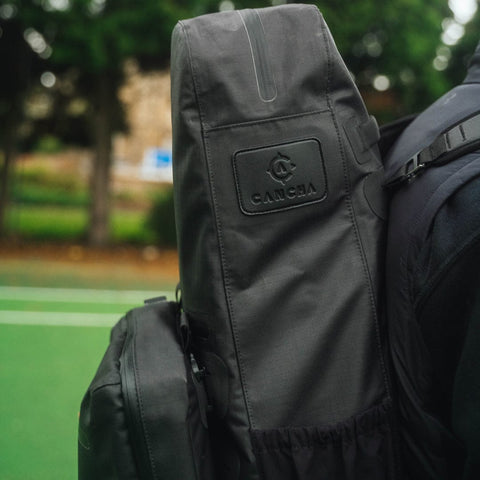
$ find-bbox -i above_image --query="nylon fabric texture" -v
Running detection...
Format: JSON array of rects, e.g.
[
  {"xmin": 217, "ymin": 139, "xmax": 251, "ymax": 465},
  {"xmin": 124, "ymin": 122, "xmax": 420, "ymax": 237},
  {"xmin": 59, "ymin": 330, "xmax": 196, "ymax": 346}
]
[
  {"xmin": 78, "ymin": 301, "xmax": 215, "ymax": 480},
  {"xmin": 384, "ymin": 42, "xmax": 480, "ymax": 480},
  {"xmin": 171, "ymin": 4, "xmax": 396, "ymax": 479}
]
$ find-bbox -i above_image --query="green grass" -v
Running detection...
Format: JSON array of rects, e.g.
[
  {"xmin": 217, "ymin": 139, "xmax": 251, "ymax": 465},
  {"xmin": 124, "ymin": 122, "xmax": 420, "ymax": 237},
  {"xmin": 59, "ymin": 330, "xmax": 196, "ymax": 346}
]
[
  {"xmin": 6, "ymin": 206, "xmax": 87, "ymax": 240},
  {"xmin": 0, "ymin": 290, "xmax": 176, "ymax": 479},
  {"xmin": 0, "ymin": 256, "xmax": 176, "ymax": 479},
  {"xmin": 5, "ymin": 205, "xmax": 156, "ymax": 244},
  {"xmin": 14, "ymin": 166, "xmax": 83, "ymax": 192},
  {"xmin": 11, "ymin": 183, "xmax": 89, "ymax": 207},
  {"xmin": 0, "ymin": 324, "xmax": 111, "ymax": 480}
]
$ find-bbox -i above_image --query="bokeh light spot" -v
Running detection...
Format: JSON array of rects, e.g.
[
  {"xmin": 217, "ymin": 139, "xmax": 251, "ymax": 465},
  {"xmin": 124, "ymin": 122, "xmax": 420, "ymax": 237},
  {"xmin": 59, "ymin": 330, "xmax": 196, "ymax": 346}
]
[
  {"xmin": 40, "ymin": 72, "xmax": 57, "ymax": 89},
  {"xmin": 373, "ymin": 75, "xmax": 390, "ymax": 92}
]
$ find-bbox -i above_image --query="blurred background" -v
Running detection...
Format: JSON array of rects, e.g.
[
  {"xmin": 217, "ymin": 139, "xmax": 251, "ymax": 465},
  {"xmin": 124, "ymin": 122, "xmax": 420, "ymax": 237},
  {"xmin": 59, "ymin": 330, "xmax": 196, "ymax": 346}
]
[{"xmin": 0, "ymin": 0, "xmax": 479, "ymax": 478}]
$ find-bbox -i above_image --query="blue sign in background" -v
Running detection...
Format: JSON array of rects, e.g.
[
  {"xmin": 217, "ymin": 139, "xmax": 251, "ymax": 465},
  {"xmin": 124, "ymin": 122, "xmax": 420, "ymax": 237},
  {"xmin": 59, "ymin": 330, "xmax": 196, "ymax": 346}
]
[{"xmin": 153, "ymin": 149, "xmax": 172, "ymax": 167}]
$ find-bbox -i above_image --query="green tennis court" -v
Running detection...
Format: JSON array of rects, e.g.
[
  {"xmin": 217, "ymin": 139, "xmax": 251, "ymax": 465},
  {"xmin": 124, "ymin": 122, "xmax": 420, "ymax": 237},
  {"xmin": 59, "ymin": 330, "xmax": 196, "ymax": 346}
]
[{"xmin": 0, "ymin": 284, "xmax": 175, "ymax": 479}]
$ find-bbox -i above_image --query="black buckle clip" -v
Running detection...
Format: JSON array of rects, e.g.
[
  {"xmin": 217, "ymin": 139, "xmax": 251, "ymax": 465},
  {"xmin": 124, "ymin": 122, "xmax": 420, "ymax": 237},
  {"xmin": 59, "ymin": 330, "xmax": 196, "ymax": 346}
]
[
  {"xmin": 404, "ymin": 152, "xmax": 426, "ymax": 181},
  {"xmin": 384, "ymin": 151, "xmax": 426, "ymax": 189}
]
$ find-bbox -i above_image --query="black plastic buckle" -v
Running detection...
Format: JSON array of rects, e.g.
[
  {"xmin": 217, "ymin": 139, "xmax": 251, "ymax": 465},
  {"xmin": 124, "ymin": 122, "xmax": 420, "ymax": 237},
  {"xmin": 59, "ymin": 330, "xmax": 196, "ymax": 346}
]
[
  {"xmin": 384, "ymin": 151, "xmax": 426, "ymax": 189},
  {"xmin": 405, "ymin": 152, "xmax": 425, "ymax": 178}
]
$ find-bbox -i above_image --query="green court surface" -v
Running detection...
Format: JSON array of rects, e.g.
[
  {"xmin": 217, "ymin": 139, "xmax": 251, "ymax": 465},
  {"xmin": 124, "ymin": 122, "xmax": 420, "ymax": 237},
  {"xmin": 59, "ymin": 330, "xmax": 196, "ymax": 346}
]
[{"xmin": 0, "ymin": 282, "xmax": 175, "ymax": 479}]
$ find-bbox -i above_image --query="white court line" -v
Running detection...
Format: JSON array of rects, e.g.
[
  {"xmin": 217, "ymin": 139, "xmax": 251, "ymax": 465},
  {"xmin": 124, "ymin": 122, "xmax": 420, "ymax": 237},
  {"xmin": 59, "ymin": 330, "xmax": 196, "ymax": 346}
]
[
  {"xmin": 0, "ymin": 310, "xmax": 119, "ymax": 327},
  {"xmin": 0, "ymin": 286, "xmax": 174, "ymax": 304}
]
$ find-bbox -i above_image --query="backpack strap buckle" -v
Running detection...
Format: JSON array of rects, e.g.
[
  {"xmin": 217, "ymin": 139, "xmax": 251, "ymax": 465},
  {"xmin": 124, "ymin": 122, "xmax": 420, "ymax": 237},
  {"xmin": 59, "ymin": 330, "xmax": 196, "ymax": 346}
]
[
  {"xmin": 384, "ymin": 151, "xmax": 426, "ymax": 189},
  {"xmin": 384, "ymin": 111, "xmax": 480, "ymax": 190}
]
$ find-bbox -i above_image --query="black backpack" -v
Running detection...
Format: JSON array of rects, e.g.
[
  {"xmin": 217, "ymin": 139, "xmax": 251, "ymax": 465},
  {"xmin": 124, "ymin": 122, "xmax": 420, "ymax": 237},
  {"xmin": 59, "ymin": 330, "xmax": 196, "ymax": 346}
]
[
  {"xmin": 78, "ymin": 298, "xmax": 215, "ymax": 480},
  {"xmin": 383, "ymin": 42, "xmax": 480, "ymax": 480},
  {"xmin": 79, "ymin": 4, "xmax": 397, "ymax": 479}
]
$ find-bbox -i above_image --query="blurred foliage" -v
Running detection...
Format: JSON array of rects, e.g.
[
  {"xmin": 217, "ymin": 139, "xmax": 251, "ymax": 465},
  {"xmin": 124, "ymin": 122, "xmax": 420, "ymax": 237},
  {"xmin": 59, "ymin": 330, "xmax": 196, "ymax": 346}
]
[
  {"xmin": 6, "ymin": 205, "xmax": 88, "ymax": 241},
  {"xmin": 146, "ymin": 188, "xmax": 177, "ymax": 248},
  {"xmin": 33, "ymin": 135, "xmax": 64, "ymax": 154},
  {"xmin": 14, "ymin": 164, "xmax": 82, "ymax": 189},
  {"xmin": 312, "ymin": 0, "xmax": 452, "ymax": 120},
  {"xmin": 6, "ymin": 205, "xmax": 156, "ymax": 244},
  {"xmin": 1, "ymin": 0, "xmax": 474, "ymax": 145},
  {"xmin": 445, "ymin": 5, "xmax": 480, "ymax": 85},
  {"xmin": 1, "ymin": 0, "xmax": 479, "ymax": 244},
  {"xmin": 11, "ymin": 182, "xmax": 88, "ymax": 207}
]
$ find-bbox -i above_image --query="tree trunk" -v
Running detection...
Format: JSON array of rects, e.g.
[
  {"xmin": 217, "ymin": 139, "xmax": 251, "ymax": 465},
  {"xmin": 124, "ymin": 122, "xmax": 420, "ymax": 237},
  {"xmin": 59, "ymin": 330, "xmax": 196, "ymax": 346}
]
[
  {"xmin": 0, "ymin": 130, "xmax": 16, "ymax": 238},
  {"xmin": 88, "ymin": 73, "xmax": 114, "ymax": 247}
]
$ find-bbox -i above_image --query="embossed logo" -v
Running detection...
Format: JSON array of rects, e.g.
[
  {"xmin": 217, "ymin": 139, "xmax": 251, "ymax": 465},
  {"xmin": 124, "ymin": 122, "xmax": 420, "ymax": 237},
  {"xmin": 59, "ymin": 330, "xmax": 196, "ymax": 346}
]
[
  {"xmin": 251, "ymin": 183, "xmax": 317, "ymax": 206},
  {"xmin": 233, "ymin": 139, "xmax": 327, "ymax": 215},
  {"xmin": 267, "ymin": 153, "xmax": 296, "ymax": 185}
]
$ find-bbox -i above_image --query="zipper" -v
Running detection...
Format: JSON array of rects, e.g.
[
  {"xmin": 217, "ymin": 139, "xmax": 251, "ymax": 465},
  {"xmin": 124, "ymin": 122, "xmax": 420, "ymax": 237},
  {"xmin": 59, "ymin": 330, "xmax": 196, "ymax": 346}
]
[{"xmin": 238, "ymin": 9, "xmax": 277, "ymax": 103}]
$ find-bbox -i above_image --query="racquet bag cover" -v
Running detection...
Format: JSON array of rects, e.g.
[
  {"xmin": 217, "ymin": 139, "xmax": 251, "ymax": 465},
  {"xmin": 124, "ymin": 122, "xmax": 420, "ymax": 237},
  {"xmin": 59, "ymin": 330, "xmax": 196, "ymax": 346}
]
[{"xmin": 171, "ymin": 4, "xmax": 396, "ymax": 479}]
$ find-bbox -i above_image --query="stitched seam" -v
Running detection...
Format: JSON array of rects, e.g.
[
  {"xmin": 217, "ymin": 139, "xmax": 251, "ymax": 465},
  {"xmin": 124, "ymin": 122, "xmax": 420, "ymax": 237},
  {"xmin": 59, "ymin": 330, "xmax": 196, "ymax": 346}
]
[
  {"xmin": 316, "ymin": 7, "xmax": 391, "ymax": 402},
  {"xmin": 131, "ymin": 311, "xmax": 158, "ymax": 480},
  {"xmin": 181, "ymin": 22, "xmax": 255, "ymax": 429},
  {"xmin": 253, "ymin": 424, "xmax": 391, "ymax": 453},
  {"xmin": 204, "ymin": 131, "xmax": 255, "ymax": 426},
  {"xmin": 252, "ymin": 402, "xmax": 392, "ymax": 453},
  {"xmin": 205, "ymin": 108, "xmax": 330, "ymax": 132}
]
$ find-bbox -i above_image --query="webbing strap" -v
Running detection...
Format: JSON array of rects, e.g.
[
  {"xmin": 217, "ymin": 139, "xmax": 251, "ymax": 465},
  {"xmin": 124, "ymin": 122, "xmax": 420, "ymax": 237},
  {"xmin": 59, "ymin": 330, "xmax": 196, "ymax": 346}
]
[{"xmin": 384, "ymin": 112, "xmax": 480, "ymax": 189}]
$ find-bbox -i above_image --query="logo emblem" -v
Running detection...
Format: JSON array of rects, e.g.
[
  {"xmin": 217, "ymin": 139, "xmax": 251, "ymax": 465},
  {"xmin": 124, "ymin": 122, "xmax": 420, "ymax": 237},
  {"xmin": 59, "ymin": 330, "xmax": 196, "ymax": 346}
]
[{"xmin": 267, "ymin": 152, "xmax": 296, "ymax": 185}]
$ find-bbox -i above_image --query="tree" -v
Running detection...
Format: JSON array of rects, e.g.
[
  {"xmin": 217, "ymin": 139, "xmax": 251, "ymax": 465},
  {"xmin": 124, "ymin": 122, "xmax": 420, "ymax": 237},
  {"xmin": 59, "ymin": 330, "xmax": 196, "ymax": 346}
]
[
  {"xmin": 23, "ymin": 0, "xmax": 275, "ymax": 246},
  {"xmin": 0, "ymin": 13, "xmax": 44, "ymax": 236},
  {"xmin": 445, "ymin": 3, "xmax": 480, "ymax": 86},
  {"xmin": 307, "ymin": 0, "xmax": 452, "ymax": 121},
  {"xmin": 17, "ymin": 0, "xmax": 177, "ymax": 245},
  {"xmin": 1, "ymin": 0, "xmax": 460, "ymax": 244}
]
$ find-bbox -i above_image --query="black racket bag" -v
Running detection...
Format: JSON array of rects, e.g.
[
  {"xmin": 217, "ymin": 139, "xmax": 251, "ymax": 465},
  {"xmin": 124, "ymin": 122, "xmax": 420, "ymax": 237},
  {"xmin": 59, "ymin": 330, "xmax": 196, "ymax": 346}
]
[{"xmin": 171, "ymin": 4, "xmax": 397, "ymax": 479}]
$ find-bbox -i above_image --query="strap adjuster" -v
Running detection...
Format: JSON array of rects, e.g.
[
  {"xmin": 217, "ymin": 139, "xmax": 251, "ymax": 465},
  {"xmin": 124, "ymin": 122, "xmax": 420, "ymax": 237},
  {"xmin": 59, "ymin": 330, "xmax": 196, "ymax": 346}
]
[
  {"xmin": 404, "ymin": 152, "xmax": 426, "ymax": 180},
  {"xmin": 384, "ymin": 151, "xmax": 426, "ymax": 189},
  {"xmin": 384, "ymin": 111, "xmax": 480, "ymax": 190}
]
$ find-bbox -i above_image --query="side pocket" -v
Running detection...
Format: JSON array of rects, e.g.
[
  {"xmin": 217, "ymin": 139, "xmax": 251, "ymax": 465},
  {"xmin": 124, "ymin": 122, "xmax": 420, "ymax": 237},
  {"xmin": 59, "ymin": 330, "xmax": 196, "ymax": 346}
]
[
  {"xmin": 250, "ymin": 402, "xmax": 395, "ymax": 480},
  {"xmin": 78, "ymin": 303, "xmax": 217, "ymax": 480},
  {"xmin": 121, "ymin": 301, "xmax": 216, "ymax": 480},
  {"xmin": 78, "ymin": 317, "xmax": 140, "ymax": 480}
]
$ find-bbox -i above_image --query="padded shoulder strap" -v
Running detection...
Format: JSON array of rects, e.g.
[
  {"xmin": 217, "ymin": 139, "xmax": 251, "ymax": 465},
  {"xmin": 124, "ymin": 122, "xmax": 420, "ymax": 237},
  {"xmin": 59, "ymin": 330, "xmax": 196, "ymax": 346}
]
[{"xmin": 385, "ymin": 112, "xmax": 480, "ymax": 189}]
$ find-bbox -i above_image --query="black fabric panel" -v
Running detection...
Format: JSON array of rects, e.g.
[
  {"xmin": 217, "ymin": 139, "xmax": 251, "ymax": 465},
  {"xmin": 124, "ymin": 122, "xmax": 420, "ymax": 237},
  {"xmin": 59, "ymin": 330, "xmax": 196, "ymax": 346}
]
[
  {"xmin": 384, "ymin": 46, "xmax": 480, "ymax": 480},
  {"xmin": 453, "ymin": 284, "xmax": 480, "ymax": 480},
  {"xmin": 378, "ymin": 114, "xmax": 417, "ymax": 160},
  {"xmin": 78, "ymin": 302, "xmax": 216, "ymax": 480},
  {"xmin": 122, "ymin": 302, "xmax": 215, "ymax": 480},
  {"xmin": 413, "ymin": 177, "xmax": 480, "ymax": 479},
  {"xmin": 251, "ymin": 402, "xmax": 395, "ymax": 480},
  {"xmin": 172, "ymin": 5, "xmax": 393, "ymax": 478}
]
